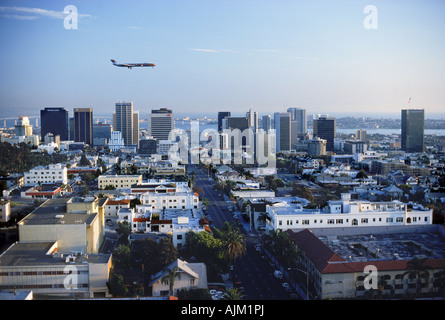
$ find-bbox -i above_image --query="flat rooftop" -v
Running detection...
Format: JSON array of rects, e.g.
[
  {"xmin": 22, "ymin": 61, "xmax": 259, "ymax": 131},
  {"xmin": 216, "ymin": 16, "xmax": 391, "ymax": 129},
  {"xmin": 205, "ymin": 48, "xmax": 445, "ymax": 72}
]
[
  {"xmin": 319, "ymin": 229, "xmax": 445, "ymax": 263},
  {"xmin": 18, "ymin": 198, "xmax": 97, "ymax": 226},
  {"xmin": 0, "ymin": 241, "xmax": 110, "ymax": 267}
]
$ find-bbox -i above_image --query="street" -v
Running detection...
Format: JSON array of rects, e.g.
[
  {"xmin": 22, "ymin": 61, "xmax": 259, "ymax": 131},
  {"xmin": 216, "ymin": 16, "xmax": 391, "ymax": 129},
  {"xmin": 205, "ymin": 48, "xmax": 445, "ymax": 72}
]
[{"xmin": 190, "ymin": 164, "xmax": 297, "ymax": 300}]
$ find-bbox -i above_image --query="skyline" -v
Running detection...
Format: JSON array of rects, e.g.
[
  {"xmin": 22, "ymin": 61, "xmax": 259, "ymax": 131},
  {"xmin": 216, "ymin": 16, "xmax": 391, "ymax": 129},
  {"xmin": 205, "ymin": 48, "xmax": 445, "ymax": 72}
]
[{"xmin": 0, "ymin": 0, "xmax": 444, "ymax": 117}]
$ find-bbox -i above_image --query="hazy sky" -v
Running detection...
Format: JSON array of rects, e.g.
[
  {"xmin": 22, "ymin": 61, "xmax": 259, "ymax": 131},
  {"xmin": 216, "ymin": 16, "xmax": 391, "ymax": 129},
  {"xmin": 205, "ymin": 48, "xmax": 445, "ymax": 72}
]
[{"xmin": 0, "ymin": 0, "xmax": 444, "ymax": 118}]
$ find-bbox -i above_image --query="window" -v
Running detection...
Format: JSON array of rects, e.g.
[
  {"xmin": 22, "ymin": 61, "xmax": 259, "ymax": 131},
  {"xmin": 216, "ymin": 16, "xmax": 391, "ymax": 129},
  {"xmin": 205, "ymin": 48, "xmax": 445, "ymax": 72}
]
[
  {"xmin": 386, "ymin": 218, "xmax": 393, "ymax": 223},
  {"xmin": 336, "ymin": 219, "xmax": 343, "ymax": 224},
  {"xmin": 396, "ymin": 217, "xmax": 403, "ymax": 223},
  {"xmin": 278, "ymin": 220, "xmax": 282, "ymax": 226},
  {"xmin": 361, "ymin": 218, "xmax": 368, "ymax": 223},
  {"xmin": 302, "ymin": 220, "xmax": 310, "ymax": 225},
  {"xmin": 328, "ymin": 219, "xmax": 335, "ymax": 224}
]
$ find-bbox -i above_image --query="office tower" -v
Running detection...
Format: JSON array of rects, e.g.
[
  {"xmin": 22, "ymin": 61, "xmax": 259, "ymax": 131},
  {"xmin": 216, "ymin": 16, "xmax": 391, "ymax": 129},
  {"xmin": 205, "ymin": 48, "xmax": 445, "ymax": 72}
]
[
  {"xmin": 262, "ymin": 114, "xmax": 272, "ymax": 132},
  {"xmin": 69, "ymin": 117, "xmax": 74, "ymax": 141},
  {"xmin": 93, "ymin": 123, "xmax": 112, "ymax": 146},
  {"xmin": 401, "ymin": 109, "xmax": 424, "ymax": 153},
  {"xmin": 218, "ymin": 111, "xmax": 231, "ymax": 132},
  {"xmin": 138, "ymin": 137, "xmax": 157, "ymax": 155},
  {"xmin": 313, "ymin": 116, "xmax": 336, "ymax": 152},
  {"xmin": 73, "ymin": 108, "xmax": 93, "ymax": 145},
  {"xmin": 133, "ymin": 111, "xmax": 139, "ymax": 148},
  {"xmin": 274, "ymin": 112, "xmax": 291, "ymax": 152},
  {"xmin": 287, "ymin": 107, "xmax": 307, "ymax": 135},
  {"xmin": 15, "ymin": 116, "xmax": 33, "ymax": 137},
  {"xmin": 114, "ymin": 102, "xmax": 134, "ymax": 146},
  {"xmin": 40, "ymin": 107, "xmax": 69, "ymax": 141},
  {"xmin": 222, "ymin": 116, "xmax": 249, "ymax": 131},
  {"xmin": 148, "ymin": 107, "xmax": 175, "ymax": 141},
  {"xmin": 356, "ymin": 129, "xmax": 367, "ymax": 142},
  {"xmin": 246, "ymin": 108, "xmax": 258, "ymax": 131}
]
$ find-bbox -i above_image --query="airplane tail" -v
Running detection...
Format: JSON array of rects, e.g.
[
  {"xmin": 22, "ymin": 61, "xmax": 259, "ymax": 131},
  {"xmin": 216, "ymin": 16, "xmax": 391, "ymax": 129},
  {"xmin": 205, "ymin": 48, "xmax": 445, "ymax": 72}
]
[{"xmin": 110, "ymin": 59, "xmax": 116, "ymax": 64}]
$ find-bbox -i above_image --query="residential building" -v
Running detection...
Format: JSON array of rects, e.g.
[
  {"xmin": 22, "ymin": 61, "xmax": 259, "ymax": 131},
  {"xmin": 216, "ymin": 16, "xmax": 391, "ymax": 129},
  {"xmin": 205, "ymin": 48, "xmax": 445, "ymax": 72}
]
[
  {"xmin": 285, "ymin": 225, "xmax": 445, "ymax": 300},
  {"xmin": 307, "ymin": 137, "xmax": 327, "ymax": 157},
  {"xmin": 148, "ymin": 108, "xmax": 175, "ymax": 141},
  {"xmin": 149, "ymin": 259, "xmax": 207, "ymax": 296},
  {"xmin": 40, "ymin": 107, "xmax": 69, "ymax": 141},
  {"xmin": 0, "ymin": 198, "xmax": 11, "ymax": 223},
  {"xmin": 104, "ymin": 199, "xmax": 131, "ymax": 218},
  {"xmin": 24, "ymin": 164, "xmax": 68, "ymax": 186},
  {"xmin": 313, "ymin": 116, "xmax": 336, "ymax": 152},
  {"xmin": 402, "ymin": 109, "xmax": 424, "ymax": 153},
  {"xmin": 73, "ymin": 108, "xmax": 93, "ymax": 145},
  {"xmin": 97, "ymin": 175, "xmax": 142, "ymax": 190},
  {"xmin": 265, "ymin": 193, "xmax": 432, "ymax": 233}
]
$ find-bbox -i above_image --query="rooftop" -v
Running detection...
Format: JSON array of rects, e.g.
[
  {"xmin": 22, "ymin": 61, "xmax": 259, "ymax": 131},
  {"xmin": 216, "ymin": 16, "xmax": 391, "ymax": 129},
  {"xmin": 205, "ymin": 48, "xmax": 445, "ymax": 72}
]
[{"xmin": 0, "ymin": 241, "xmax": 110, "ymax": 267}]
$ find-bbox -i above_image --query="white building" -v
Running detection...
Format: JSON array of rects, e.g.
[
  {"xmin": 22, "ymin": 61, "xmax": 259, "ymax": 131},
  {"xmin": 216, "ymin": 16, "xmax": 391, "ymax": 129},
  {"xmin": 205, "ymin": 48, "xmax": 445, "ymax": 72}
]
[
  {"xmin": 0, "ymin": 198, "xmax": 11, "ymax": 223},
  {"xmin": 108, "ymin": 131, "xmax": 125, "ymax": 152},
  {"xmin": 266, "ymin": 193, "xmax": 432, "ymax": 233},
  {"xmin": 98, "ymin": 175, "xmax": 142, "ymax": 190},
  {"xmin": 149, "ymin": 259, "xmax": 207, "ymax": 297},
  {"xmin": 139, "ymin": 190, "xmax": 199, "ymax": 211},
  {"xmin": 24, "ymin": 163, "xmax": 68, "ymax": 186}
]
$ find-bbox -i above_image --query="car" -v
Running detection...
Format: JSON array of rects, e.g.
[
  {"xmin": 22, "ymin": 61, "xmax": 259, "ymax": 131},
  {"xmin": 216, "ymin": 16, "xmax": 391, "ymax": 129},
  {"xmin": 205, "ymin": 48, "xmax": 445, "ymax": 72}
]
[
  {"xmin": 282, "ymin": 282, "xmax": 290, "ymax": 288},
  {"xmin": 274, "ymin": 270, "xmax": 283, "ymax": 279}
]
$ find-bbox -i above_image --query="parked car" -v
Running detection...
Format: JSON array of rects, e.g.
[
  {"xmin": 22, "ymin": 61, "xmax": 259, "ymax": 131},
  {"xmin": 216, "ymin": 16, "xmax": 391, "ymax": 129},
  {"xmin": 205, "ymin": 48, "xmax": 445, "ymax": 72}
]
[{"xmin": 274, "ymin": 270, "xmax": 283, "ymax": 279}]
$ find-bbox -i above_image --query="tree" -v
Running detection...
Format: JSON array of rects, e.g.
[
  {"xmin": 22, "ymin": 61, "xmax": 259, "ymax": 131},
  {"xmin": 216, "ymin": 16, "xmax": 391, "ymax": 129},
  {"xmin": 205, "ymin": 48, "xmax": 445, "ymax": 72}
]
[
  {"xmin": 213, "ymin": 222, "xmax": 246, "ymax": 267},
  {"xmin": 177, "ymin": 288, "xmax": 213, "ymax": 300},
  {"xmin": 291, "ymin": 185, "xmax": 315, "ymax": 203},
  {"xmin": 222, "ymin": 287, "xmax": 245, "ymax": 300},
  {"xmin": 115, "ymin": 221, "xmax": 131, "ymax": 244},
  {"xmin": 113, "ymin": 244, "xmax": 132, "ymax": 269},
  {"xmin": 78, "ymin": 153, "xmax": 90, "ymax": 167},
  {"xmin": 356, "ymin": 170, "xmax": 368, "ymax": 179},
  {"xmin": 162, "ymin": 266, "xmax": 181, "ymax": 296},
  {"xmin": 109, "ymin": 273, "xmax": 128, "ymax": 297}
]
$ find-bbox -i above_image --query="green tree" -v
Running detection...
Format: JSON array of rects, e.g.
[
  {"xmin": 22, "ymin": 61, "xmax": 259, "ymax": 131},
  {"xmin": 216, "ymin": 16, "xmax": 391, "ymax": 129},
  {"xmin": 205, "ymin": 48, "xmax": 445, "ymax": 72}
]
[
  {"xmin": 113, "ymin": 244, "xmax": 132, "ymax": 269},
  {"xmin": 109, "ymin": 273, "xmax": 128, "ymax": 297},
  {"xmin": 222, "ymin": 287, "xmax": 245, "ymax": 300},
  {"xmin": 291, "ymin": 185, "xmax": 315, "ymax": 203},
  {"xmin": 115, "ymin": 221, "xmax": 131, "ymax": 244},
  {"xmin": 213, "ymin": 222, "xmax": 247, "ymax": 267},
  {"xmin": 78, "ymin": 153, "xmax": 90, "ymax": 167}
]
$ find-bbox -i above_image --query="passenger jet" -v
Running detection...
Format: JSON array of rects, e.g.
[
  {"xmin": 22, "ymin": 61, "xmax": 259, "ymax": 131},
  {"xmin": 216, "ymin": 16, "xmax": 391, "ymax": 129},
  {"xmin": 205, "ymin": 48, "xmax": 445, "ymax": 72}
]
[{"xmin": 111, "ymin": 59, "xmax": 155, "ymax": 69}]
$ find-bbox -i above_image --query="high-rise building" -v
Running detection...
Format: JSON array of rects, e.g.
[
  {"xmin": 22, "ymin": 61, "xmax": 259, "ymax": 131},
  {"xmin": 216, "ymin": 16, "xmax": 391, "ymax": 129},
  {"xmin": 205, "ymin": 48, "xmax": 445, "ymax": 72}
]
[
  {"xmin": 133, "ymin": 111, "xmax": 140, "ymax": 148},
  {"xmin": 218, "ymin": 111, "xmax": 231, "ymax": 133},
  {"xmin": 262, "ymin": 114, "xmax": 272, "ymax": 132},
  {"xmin": 356, "ymin": 129, "xmax": 367, "ymax": 142},
  {"xmin": 93, "ymin": 123, "xmax": 112, "ymax": 146},
  {"xmin": 73, "ymin": 108, "xmax": 93, "ymax": 145},
  {"xmin": 402, "ymin": 109, "xmax": 424, "ymax": 153},
  {"xmin": 246, "ymin": 108, "xmax": 258, "ymax": 131},
  {"xmin": 114, "ymin": 102, "xmax": 134, "ymax": 146},
  {"xmin": 222, "ymin": 116, "xmax": 249, "ymax": 131},
  {"xmin": 15, "ymin": 116, "xmax": 33, "ymax": 137},
  {"xmin": 148, "ymin": 108, "xmax": 175, "ymax": 141},
  {"xmin": 40, "ymin": 107, "xmax": 69, "ymax": 141},
  {"xmin": 274, "ymin": 112, "xmax": 291, "ymax": 152},
  {"xmin": 287, "ymin": 107, "xmax": 307, "ymax": 135},
  {"xmin": 313, "ymin": 116, "xmax": 336, "ymax": 152}
]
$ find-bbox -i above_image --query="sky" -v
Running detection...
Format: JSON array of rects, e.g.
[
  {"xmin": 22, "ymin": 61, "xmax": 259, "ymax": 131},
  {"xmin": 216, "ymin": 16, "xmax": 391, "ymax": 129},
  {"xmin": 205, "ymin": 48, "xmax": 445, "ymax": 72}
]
[{"xmin": 0, "ymin": 0, "xmax": 444, "ymax": 119}]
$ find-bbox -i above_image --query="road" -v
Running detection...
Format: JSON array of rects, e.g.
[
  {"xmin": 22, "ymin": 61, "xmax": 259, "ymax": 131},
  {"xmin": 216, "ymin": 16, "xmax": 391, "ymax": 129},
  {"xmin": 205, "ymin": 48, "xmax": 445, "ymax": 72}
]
[{"xmin": 190, "ymin": 164, "xmax": 295, "ymax": 300}]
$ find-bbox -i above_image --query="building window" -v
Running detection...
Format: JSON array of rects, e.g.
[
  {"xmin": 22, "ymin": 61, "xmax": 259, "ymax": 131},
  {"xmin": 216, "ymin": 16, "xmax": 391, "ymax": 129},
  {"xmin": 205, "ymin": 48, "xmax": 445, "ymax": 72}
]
[{"xmin": 302, "ymin": 220, "xmax": 310, "ymax": 225}]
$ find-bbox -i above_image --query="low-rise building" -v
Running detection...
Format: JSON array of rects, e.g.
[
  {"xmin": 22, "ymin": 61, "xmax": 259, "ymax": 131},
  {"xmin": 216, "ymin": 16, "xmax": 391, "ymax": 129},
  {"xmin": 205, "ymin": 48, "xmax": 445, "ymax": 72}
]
[
  {"xmin": 149, "ymin": 259, "xmax": 207, "ymax": 297},
  {"xmin": 24, "ymin": 164, "xmax": 68, "ymax": 186},
  {"xmin": 0, "ymin": 241, "xmax": 112, "ymax": 299},
  {"xmin": 285, "ymin": 225, "xmax": 445, "ymax": 300},
  {"xmin": 0, "ymin": 198, "xmax": 11, "ymax": 223},
  {"xmin": 98, "ymin": 174, "xmax": 142, "ymax": 190},
  {"xmin": 265, "ymin": 193, "xmax": 433, "ymax": 233}
]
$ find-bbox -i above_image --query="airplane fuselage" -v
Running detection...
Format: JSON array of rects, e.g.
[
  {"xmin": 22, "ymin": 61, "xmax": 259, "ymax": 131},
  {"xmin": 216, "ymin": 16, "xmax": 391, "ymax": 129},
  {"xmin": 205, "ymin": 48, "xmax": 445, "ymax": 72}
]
[{"xmin": 111, "ymin": 59, "xmax": 155, "ymax": 69}]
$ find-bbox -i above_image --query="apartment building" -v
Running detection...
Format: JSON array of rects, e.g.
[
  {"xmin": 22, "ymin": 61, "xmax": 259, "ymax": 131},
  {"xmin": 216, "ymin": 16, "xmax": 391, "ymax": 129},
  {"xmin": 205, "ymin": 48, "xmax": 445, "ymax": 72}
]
[
  {"xmin": 24, "ymin": 164, "xmax": 68, "ymax": 186},
  {"xmin": 263, "ymin": 194, "xmax": 432, "ymax": 233},
  {"xmin": 285, "ymin": 226, "xmax": 445, "ymax": 300},
  {"xmin": 98, "ymin": 174, "xmax": 142, "ymax": 190}
]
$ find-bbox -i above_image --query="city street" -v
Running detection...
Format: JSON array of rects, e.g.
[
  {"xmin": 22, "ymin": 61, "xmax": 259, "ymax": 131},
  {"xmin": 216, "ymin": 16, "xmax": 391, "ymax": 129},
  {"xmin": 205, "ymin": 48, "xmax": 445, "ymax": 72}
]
[{"xmin": 190, "ymin": 164, "xmax": 297, "ymax": 300}]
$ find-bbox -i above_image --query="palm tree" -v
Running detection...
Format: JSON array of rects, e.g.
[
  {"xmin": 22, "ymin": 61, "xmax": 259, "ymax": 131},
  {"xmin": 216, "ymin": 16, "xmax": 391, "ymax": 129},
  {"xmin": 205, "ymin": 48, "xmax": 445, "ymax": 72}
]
[
  {"xmin": 214, "ymin": 222, "xmax": 247, "ymax": 269},
  {"xmin": 222, "ymin": 287, "xmax": 245, "ymax": 300},
  {"xmin": 162, "ymin": 266, "xmax": 181, "ymax": 296},
  {"xmin": 402, "ymin": 257, "xmax": 431, "ymax": 298}
]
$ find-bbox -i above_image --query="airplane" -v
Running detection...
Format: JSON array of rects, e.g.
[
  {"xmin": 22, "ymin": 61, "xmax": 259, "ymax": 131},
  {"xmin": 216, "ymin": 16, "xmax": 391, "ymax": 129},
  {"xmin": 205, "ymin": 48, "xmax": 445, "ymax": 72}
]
[{"xmin": 110, "ymin": 59, "xmax": 155, "ymax": 69}]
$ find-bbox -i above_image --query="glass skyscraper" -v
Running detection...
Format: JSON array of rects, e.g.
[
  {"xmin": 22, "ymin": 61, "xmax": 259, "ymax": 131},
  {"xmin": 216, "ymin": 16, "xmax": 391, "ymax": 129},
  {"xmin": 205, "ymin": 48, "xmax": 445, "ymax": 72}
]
[
  {"xmin": 40, "ymin": 107, "xmax": 69, "ymax": 141},
  {"xmin": 401, "ymin": 109, "xmax": 424, "ymax": 153}
]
